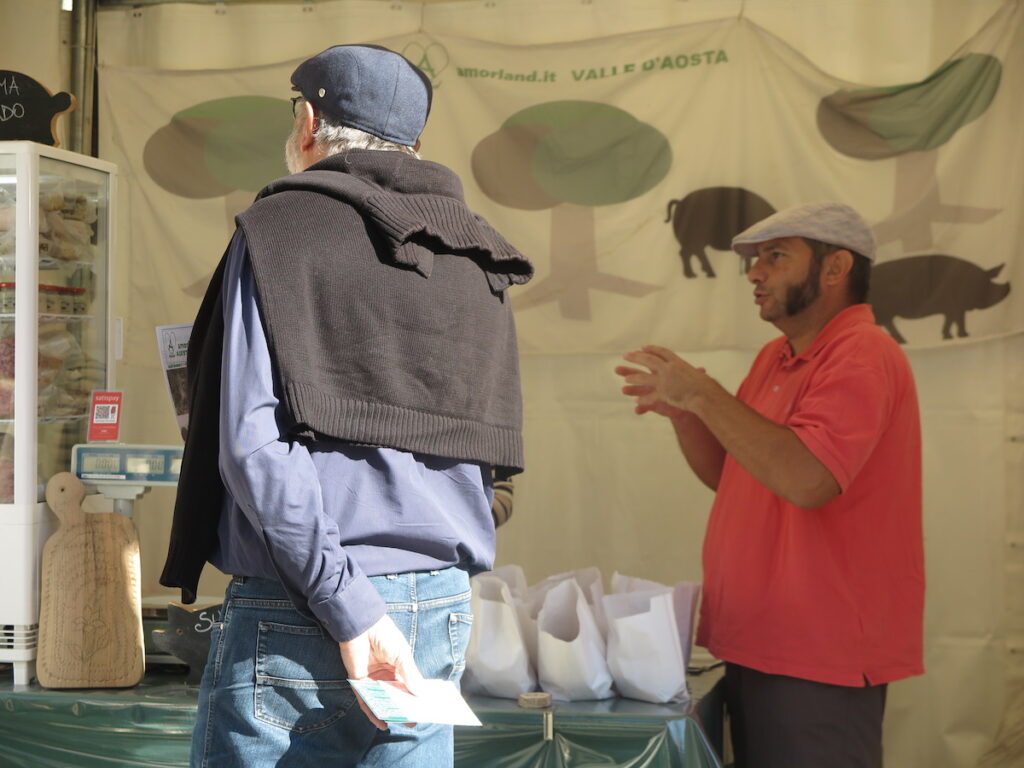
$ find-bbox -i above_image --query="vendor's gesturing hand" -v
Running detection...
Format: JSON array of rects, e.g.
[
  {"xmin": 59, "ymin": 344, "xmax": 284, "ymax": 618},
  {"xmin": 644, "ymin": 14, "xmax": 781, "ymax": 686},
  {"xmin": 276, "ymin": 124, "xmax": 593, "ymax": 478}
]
[
  {"xmin": 339, "ymin": 614, "xmax": 425, "ymax": 730},
  {"xmin": 615, "ymin": 345, "xmax": 709, "ymax": 417}
]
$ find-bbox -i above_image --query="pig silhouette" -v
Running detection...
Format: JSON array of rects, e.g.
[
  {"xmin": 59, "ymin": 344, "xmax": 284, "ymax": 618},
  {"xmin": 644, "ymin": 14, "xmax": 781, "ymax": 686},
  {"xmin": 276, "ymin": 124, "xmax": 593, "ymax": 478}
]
[
  {"xmin": 665, "ymin": 186, "xmax": 775, "ymax": 278},
  {"xmin": 869, "ymin": 254, "xmax": 1010, "ymax": 344}
]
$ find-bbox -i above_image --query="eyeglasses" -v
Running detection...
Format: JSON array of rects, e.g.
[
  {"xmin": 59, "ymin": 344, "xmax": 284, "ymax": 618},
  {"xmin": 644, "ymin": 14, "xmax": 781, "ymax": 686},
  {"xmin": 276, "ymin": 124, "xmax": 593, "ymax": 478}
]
[{"xmin": 290, "ymin": 96, "xmax": 304, "ymax": 117}]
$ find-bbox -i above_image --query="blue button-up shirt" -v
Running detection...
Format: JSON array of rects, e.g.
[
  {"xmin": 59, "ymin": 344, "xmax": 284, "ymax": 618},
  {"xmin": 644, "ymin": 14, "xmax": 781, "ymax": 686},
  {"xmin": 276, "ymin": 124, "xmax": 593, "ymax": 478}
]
[{"xmin": 209, "ymin": 231, "xmax": 496, "ymax": 642}]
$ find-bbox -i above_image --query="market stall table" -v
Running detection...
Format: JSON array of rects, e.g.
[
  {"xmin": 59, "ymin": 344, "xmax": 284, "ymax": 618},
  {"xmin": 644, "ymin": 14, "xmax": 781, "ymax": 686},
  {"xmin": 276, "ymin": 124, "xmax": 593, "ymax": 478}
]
[{"xmin": 0, "ymin": 667, "xmax": 722, "ymax": 767}]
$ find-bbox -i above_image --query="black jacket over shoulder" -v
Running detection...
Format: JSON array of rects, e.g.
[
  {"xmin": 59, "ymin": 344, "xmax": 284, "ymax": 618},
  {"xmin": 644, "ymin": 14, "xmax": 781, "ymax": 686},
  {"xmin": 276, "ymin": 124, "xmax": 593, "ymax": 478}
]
[{"xmin": 160, "ymin": 150, "xmax": 533, "ymax": 603}]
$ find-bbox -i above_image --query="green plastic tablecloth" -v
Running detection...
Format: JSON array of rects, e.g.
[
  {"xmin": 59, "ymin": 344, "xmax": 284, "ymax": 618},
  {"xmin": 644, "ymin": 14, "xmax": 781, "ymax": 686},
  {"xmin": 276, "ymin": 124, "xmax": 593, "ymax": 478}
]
[
  {"xmin": 0, "ymin": 671, "xmax": 196, "ymax": 767},
  {"xmin": 0, "ymin": 670, "xmax": 721, "ymax": 768},
  {"xmin": 456, "ymin": 695, "xmax": 722, "ymax": 768}
]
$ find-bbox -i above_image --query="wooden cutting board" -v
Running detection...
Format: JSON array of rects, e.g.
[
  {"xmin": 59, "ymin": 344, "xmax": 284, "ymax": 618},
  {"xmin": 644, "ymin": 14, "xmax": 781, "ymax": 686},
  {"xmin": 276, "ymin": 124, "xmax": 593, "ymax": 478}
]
[{"xmin": 36, "ymin": 472, "xmax": 144, "ymax": 688}]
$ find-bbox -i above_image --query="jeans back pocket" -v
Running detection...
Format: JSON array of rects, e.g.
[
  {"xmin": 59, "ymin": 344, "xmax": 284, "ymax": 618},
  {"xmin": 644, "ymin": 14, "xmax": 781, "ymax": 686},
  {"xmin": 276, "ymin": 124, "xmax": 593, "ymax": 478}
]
[{"xmin": 254, "ymin": 621, "xmax": 358, "ymax": 733}]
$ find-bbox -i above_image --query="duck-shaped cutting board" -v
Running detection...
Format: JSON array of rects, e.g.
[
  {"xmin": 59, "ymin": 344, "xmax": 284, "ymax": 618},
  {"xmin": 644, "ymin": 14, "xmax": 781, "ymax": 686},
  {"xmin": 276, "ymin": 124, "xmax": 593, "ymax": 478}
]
[{"xmin": 36, "ymin": 472, "xmax": 144, "ymax": 688}]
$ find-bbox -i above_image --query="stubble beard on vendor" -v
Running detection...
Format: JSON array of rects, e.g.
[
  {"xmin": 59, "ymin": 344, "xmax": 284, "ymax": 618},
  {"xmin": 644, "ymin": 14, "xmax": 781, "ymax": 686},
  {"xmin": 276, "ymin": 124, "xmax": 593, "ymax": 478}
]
[{"xmin": 783, "ymin": 253, "xmax": 823, "ymax": 317}]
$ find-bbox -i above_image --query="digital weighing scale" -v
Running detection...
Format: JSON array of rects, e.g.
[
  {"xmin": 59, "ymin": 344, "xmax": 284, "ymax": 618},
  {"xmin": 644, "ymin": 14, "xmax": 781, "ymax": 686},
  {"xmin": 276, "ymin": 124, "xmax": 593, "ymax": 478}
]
[{"xmin": 71, "ymin": 443, "xmax": 183, "ymax": 516}]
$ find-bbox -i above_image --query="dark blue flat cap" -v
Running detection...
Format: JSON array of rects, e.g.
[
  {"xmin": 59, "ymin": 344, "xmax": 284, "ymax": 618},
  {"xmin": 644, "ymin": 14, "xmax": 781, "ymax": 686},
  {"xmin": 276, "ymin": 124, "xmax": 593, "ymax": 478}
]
[{"xmin": 291, "ymin": 44, "xmax": 432, "ymax": 147}]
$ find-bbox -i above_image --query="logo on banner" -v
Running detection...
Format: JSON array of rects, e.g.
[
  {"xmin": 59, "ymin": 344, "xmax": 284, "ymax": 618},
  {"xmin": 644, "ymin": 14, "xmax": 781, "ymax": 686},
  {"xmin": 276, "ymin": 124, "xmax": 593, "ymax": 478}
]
[{"xmin": 402, "ymin": 42, "xmax": 450, "ymax": 88}]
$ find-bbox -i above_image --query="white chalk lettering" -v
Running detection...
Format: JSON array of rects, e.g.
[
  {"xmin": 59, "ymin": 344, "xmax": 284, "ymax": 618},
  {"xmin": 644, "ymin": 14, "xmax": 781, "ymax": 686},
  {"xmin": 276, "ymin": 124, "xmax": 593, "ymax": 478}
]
[
  {"xmin": 0, "ymin": 75, "xmax": 20, "ymax": 97},
  {"xmin": 0, "ymin": 103, "xmax": 26, "ymax": 122},
  {"xmin": 193, "ymin": 609, "xmax": 221, "ymax": 633}
]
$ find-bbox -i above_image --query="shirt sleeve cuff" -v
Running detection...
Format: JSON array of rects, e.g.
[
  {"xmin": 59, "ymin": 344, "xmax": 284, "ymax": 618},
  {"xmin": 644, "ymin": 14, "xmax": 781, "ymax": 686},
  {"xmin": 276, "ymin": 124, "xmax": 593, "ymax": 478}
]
[
  {"xmin": 310, "ymin": 573, "xmax": 387, "ymax": 643},
  {"xmin": 792, "ymin": 425, "xmax": 850, "ymax": 493}
]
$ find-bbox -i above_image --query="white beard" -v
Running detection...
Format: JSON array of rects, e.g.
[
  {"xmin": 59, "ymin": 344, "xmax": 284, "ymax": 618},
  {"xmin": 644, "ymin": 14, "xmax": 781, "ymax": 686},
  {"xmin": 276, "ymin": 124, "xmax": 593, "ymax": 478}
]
[{"xmin": 284, "ymin": 122, "xmax": 304, "ymax": 174}]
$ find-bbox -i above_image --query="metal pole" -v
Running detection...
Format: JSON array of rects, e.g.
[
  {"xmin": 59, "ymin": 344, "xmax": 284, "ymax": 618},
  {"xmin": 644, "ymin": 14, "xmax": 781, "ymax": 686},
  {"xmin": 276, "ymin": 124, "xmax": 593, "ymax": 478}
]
[{"xmin": 69, "ymin": 0, "xmax": 97, "ymax": 155}]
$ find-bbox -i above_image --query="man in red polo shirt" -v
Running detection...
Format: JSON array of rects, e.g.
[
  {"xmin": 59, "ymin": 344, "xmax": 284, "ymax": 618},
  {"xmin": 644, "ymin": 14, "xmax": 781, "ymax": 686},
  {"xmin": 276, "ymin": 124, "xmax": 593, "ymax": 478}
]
[{"xmin": 616, "ymin": 202, "xmax": 923, "ymax": 768}]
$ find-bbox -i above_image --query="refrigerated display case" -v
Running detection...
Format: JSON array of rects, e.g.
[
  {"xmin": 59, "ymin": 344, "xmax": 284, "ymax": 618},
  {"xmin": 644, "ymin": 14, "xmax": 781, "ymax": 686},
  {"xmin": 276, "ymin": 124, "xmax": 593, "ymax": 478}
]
[{"xmin": 0, "ymin": 142, "xmax": 114, "ymax": 685}]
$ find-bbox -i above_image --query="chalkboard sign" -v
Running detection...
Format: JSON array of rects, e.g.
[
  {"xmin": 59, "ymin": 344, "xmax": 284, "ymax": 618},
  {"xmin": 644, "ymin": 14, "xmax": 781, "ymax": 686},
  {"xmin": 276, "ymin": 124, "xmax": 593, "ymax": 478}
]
[{"xmin": 0, "ymin": 70, "xmax": 76, "ymax": 146}]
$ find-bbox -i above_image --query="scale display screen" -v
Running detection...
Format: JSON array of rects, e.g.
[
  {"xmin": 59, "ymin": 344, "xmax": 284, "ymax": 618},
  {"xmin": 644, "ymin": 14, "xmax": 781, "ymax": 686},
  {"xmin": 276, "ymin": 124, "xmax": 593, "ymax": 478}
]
[
  {"xmin": 81, "ymin": 452, "xmax": 122, "ymax": 475},
  {"xmin": 127, "ymin": 455, "xmax": 164, "ymax": 475},
  {"xmin": 72, "ymin": 444, "xmax": 183, "ymax": 486}
]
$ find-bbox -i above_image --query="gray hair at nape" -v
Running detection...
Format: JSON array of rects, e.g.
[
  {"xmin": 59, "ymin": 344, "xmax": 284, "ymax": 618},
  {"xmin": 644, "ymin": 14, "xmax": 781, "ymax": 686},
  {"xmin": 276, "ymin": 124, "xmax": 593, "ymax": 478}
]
[{"xmin": 314, "ymin": 115, "xmax": 420, "ymax": 159}]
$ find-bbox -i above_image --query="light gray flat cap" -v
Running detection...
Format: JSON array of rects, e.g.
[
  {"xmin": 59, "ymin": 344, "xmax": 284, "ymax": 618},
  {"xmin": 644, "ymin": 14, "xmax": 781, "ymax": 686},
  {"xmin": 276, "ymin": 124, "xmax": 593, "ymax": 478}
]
[{"xmin": 731, "ymin": 202, "xmax": 876, "ymax": 262}]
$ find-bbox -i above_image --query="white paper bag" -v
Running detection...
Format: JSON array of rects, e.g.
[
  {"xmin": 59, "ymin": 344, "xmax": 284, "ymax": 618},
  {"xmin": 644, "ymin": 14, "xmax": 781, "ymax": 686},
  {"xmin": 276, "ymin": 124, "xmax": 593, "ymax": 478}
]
[
  {"xmin": 523, "ymin": 567, "xmax": 608, "ymax": 639},
  {"xmin": 603, "ymin": 574, "xmax": 702, "ymax": 703},
  {"xmin": 610, "ymin": 573, "xmax": 701, "ymax": 667},
  {"xmin": 463, "ymin": 574, "xmax": 537, "ymax": 698},
  {"xmin": 536, "ymin": 578, "xmax": 615, "ymax": 701},
  {"xmin": 489, "ymin": 563, "xmax": 528, "ymax": 599},
  {"xmin": 519, "ymin": 567, "xmax": 608, "ymax": 678}
]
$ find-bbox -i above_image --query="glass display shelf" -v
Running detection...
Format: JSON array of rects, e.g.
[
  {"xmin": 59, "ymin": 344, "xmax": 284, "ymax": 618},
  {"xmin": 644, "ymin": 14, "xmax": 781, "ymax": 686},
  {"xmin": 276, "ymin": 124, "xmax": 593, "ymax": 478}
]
[
  {"xmin": 0, "ymin": 141, "xmax": 116, "ymax": 686},
  {"xmin": 0, "ymin": 415, "xmax": 89, "ymax": 425},
  {"xmin": 0, "ymin": 314, "xmax": 96, "ymax": 322}
]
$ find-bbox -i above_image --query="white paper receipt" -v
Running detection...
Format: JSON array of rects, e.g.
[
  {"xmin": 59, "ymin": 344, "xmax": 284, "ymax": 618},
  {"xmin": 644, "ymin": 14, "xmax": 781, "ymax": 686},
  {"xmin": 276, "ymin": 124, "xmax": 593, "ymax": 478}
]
[{"xmin": 348, "ymin": 679, "xmax": 482, "ymax": 727}]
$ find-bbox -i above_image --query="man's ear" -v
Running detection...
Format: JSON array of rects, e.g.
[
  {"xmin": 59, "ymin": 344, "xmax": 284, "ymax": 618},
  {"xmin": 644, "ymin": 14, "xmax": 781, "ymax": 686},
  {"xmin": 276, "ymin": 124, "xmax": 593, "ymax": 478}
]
[
  {"xmin": 300, "ymin": 101, "xmax": 318, "ymax": 151},
  {"xmin": 414, "ymin": 138, "xmax": 422, "ymax": 152},
  {"xmin": 824, "ymin": 248, "xmax": 853, "ymax": 286}
]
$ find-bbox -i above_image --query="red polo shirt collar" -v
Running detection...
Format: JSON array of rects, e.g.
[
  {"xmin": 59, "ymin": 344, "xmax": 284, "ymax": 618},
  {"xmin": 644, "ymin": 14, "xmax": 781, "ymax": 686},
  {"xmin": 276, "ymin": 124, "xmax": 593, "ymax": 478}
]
[{"xmin": 779, "ymin": 303, "xmax": 877, "ymax": 368}]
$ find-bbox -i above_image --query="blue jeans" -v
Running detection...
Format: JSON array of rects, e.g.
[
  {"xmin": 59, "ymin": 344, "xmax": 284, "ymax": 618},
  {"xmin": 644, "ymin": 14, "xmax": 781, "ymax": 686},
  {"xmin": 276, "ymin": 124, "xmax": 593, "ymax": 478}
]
[{"xmin": 191, "ymin": 569, "xmax": 473, "ymax": 768}]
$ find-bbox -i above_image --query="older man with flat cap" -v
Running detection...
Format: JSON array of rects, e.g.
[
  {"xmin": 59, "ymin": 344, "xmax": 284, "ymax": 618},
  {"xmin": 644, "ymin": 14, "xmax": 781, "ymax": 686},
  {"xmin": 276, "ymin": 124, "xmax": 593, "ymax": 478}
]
[
  {"xmin": 617, "ymin": 202, "xmax": 924, "ymax": 768},
  {"xmin": 161, "ymin": 44, "xmax": 532, "ymax": 767}
]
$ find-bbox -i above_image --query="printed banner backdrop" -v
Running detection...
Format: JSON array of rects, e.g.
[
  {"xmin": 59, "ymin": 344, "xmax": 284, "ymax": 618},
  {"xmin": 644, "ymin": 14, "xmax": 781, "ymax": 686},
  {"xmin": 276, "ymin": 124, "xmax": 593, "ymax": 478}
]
[
  {"xmin": 100, "ymin": 4, "xmax": 1023, "ymax": 364},
  {"xmin": 94, "ymin": 4, "xmax": 1023, "ymax": 768}
]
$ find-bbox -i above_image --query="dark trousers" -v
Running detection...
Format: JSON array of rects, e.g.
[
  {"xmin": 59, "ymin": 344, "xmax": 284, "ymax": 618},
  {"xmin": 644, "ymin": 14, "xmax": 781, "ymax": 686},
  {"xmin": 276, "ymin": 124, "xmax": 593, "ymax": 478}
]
[{"xmin": 724, "ymin": 663, "xmax": 888, "ymax": 768}]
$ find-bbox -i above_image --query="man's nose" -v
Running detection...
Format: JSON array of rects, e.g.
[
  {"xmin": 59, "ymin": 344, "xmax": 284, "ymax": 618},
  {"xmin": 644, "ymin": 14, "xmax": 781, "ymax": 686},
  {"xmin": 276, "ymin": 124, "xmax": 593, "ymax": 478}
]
[{"xmin": 746, "ymin": 260, "xmax": 764, "ymax": 283}]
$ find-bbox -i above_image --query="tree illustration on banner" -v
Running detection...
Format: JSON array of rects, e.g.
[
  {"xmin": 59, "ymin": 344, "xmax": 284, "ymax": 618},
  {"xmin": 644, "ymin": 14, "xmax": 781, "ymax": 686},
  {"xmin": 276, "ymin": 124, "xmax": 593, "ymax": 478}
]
[
  {"xmin": 144, "ymin": 96, "xmax": 293, "ymax": 293},
  {"xmin": 472, "ymin": 101, "xmax": 671, "ymax": 320},
  {"xmin": 817, "ymin": 53, "xmax": 1002, "ymax": 252},
  {"xmin": 817, "ymin": 52, "xmax": 1011, "ymax": 342}
]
